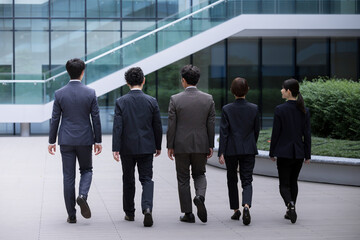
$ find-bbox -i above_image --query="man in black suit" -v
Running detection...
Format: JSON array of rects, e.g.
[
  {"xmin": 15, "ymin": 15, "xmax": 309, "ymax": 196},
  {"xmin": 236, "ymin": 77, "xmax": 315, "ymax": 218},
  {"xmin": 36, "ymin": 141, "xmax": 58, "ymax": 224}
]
[
  {"xmin": 48, "ymin": 58, "xmax": 102, "ymax": 224},
  {"xmin": 112, "ymin": 67, "xmax": 162, "ymax": 227}
]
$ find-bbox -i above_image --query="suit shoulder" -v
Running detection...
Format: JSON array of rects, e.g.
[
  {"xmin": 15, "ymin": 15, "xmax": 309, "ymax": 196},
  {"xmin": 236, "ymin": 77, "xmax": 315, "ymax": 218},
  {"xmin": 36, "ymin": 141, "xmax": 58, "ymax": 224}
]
[
  {"xmin": 246, "ymin": 101, "xmax": 258, "ymax": 109},
  {"xmin": 198, "ymin": 90, "xmax": 213, "ymax": 99}
]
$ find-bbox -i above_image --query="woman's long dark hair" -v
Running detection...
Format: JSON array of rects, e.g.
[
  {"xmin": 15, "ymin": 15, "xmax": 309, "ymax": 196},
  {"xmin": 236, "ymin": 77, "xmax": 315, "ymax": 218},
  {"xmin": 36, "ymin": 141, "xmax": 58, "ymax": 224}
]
[{"xmin": 283, "ymin": 78, "xmax": 306, "ymax": 114}]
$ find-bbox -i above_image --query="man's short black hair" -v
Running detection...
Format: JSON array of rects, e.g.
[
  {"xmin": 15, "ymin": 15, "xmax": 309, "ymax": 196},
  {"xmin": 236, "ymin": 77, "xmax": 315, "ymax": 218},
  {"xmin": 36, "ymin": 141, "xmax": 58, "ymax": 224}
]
[
  {"xmin": 65, "ymin": 58, "xmax": 85, "ymax": 79},
  {"xmin": 125, "ymin": 67, "xmax": 144, "ymax": 86},
  {"xmin": 181, "ymin": 64, "xmax": 200, "ymax": 86}
]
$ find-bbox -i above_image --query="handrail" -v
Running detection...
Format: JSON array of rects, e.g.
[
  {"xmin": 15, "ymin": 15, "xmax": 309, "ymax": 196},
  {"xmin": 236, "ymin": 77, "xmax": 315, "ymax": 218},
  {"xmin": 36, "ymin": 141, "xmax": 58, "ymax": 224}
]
[{"xmin": 0, "ymin": 0, "xmax": 226, "ymax": 84}]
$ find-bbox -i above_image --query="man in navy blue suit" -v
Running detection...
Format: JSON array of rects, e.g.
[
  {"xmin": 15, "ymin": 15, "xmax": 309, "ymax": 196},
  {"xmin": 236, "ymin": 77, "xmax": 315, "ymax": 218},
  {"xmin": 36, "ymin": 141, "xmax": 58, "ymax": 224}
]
[
  {"xmin": 48, "ymin": 58, "xmax": 102, "ymax": 224},
  {"xmin": 112, "ymin": 67, "xmax": 162, "ymax": 227}
]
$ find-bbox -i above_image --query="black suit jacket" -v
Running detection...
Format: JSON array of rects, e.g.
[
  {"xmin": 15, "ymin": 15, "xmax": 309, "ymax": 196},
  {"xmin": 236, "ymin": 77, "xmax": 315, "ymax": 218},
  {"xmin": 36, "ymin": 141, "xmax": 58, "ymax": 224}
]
[
  {"xmin": 49, "ymin": 81, "xmax": 102, "ymax": 145},
  {"xmin": 112, "ymin": 90, "xmax": 162, "ymax": 155},
  {"xmin": 218, "ymin": 99, "xmax": 260, "ymax": 157},
  {"xmin": 269, "ymin": 100, "xmax": 311, "ymax": 160}
]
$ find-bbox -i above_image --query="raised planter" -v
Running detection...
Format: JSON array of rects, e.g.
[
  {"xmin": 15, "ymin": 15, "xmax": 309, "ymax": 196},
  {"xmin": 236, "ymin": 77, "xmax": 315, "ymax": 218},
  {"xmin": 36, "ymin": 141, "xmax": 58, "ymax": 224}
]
[{"xmin": 208, "ymin": 149, "xmax": 360, "ymax": 187}]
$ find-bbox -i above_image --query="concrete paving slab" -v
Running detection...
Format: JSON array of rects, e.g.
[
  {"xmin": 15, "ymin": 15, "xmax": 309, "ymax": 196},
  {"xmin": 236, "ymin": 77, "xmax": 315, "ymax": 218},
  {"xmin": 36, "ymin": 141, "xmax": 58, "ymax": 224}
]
[{"xmin": 0, "ymin": 135, "xmax": 359, "ymax": 240}]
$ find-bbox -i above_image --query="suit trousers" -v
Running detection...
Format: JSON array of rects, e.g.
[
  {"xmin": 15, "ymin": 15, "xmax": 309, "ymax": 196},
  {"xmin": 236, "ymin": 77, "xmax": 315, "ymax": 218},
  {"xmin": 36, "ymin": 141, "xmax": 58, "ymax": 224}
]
[
  {"xmin": 225, "ymin": 155, "xmax": 255, "ymax": 209},
  {"xmin": 175, "ymin": 153, "xmax": 207, "ymax": 213},
  {"xmin": 60, "ymin": 145, "xmax": 93, "ymax": 217},
  {"xmin": 121, "ymin": 154, "xmax": 154, "ymax": 216},
  {"xmin": 276, "ymin": 157, "xmax": 303, "ymax": 206}
]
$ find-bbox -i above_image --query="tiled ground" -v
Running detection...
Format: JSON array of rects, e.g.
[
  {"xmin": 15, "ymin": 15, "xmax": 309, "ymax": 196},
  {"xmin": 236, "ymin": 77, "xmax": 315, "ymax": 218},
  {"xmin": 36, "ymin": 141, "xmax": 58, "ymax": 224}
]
[{"xmin": 0, "ymin": 135, "xmax": 359, "ymax": 240}]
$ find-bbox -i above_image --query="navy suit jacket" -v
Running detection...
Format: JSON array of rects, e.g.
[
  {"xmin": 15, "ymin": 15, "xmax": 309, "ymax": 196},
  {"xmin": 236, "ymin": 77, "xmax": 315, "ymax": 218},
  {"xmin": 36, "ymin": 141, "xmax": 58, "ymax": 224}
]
[
  {"xmin": 112, "ymin": 90, "xmax": 162, "ymax": 155},
  {"xmin": 49, "ymin": 81, "xmax": 102, "ymax": 145},
  {"xmin": 269, "ymin": 100, "xmax": 311, "ymax": 160},
  {"xmin": 218, "ymin": 99, "xmax": 260, "ymax": 157}
]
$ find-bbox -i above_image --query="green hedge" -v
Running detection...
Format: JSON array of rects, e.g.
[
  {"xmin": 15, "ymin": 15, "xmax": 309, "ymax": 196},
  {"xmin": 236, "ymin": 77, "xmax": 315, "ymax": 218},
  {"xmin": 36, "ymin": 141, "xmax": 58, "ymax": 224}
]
[{"xmin": 300, "ymin": 78, "xmax": 360, "ymax": 140}]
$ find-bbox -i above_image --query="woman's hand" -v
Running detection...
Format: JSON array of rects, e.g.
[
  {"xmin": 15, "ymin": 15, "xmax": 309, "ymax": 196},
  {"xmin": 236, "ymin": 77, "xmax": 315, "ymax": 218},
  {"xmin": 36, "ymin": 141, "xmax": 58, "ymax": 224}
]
[
  {"xmin": 304, "ymin": 159, "xmax": 310, "ymax": 164},
  {"xmin": 270, "ymin": 157, "xmax": 276, "ymax": 162},
  {"xmin": 219, "ymin": 154, "xmax": 225, "ymax": 165}
]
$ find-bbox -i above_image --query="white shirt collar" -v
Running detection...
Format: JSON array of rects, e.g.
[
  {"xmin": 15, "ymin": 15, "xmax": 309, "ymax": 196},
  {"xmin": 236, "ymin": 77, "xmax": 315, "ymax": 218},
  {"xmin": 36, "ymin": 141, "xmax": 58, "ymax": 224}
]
[
  {"xmin": 69, "ymin": 79, "xmax": 81, "ymax": 82},
  {"xmin": 186, "ymin": 86, "xmax": 197, "ymax": 89},
  {"xmin": 130, "ymin": 87, "xmax": 142, "ymax": 91}
]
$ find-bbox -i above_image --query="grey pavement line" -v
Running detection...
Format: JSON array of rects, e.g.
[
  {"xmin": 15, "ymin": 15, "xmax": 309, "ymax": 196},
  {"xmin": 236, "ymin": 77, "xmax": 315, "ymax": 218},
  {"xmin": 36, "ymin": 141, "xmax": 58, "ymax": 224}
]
[
  {"xmin": 38, "ymin": 155, "xmax": 47, "ymax": 240},
  {"xmin": 93, "ymin": 181, "xmax": 123, "ymax": 240}
]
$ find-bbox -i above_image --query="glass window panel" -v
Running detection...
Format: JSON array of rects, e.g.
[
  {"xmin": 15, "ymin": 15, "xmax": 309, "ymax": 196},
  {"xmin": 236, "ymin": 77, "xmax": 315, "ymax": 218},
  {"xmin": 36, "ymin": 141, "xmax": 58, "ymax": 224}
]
[
  {"xmin": 0, "ymin": 123, "xmax": 15, "ymax": 135},
  {"xmin": 194, "ymin": 41, "xmax": 226, "ymax": 120},
  {"xmin": 87, "ymin": 0, "xmax": 120, "ymax": 18},
  {"xmin": 122, "ymin": 0, "xmax": 155, "ymax": 18},
  {"xmin": 51, "ymin": 0, "xmax": 84, "ymax": 17},
  {"xmin": 262, "ymin": 38, "xmax": 294, "ymax": 128},
  {"xmin": 0, "ymin": 0, "xmax": 12, "ymax": 17},
  {"xmin": 15, "ymin": 19, "xmax": 49, "ymax": 75},
  {"xmin": 0, "ymin": 19, "xmax": 13, "ymax": 103},
  {"xmin": 331, "ymin": 38, "xmax": 358, "ymax": 80},
  {"xmin": 157, "ymin": 57, "xmax": 190, "ymax": 115},
  {"xmin": 51, "ymin": 19, "xmax": 85, "ymax": 67},
  {"xmin": 30, "ymin": 120, "xmax": 49, "ymax": 134},
  {"xmin": 14, "ymin": 0, "xmax": 49, "ymax": 17},
  {"xmin": 297, "ymin": 38, "xmax": 327, "ymax": 81},
  {"xmin": 122, "ymin": 20, "xmax": 156, "ymax": 41},
  {"xmin": 87, "ymin": 20, "xmax": 121, "ymax": 55},
  {"xmin": 157, "ymin": 0, "xmax": 178, "ymax": 18},
  {"xmin": 228, "ymin": 38, "xmax": 259, "ymax": 106}
]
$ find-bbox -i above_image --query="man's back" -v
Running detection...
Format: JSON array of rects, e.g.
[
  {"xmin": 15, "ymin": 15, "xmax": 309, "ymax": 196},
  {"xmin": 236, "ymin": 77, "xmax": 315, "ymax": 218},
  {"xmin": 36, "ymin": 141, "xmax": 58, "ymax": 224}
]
[
  {"xmin": 167, "ymin": 88, "xmax": 215, "ymax": 154},
  {"xmin": 112, "ymin": 90, "xmax": 162, "ymax": 155},
  {"xmin": 49, "ymin": 81, "xmax": 101, "ymax": 146}
]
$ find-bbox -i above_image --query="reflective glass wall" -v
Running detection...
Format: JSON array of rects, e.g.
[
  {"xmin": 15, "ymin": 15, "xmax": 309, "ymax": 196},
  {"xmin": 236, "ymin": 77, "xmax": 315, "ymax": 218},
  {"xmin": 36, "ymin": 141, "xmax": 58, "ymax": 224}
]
[{"xmin": 0, "ymin": 0, "xmax": 360, "ymax": 134}]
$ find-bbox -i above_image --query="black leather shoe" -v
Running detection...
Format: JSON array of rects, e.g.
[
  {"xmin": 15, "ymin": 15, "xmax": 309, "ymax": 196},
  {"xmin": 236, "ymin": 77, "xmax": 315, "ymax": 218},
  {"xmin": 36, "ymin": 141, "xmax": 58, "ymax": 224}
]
[
  {"xmin": 143, "ymin": 208, "xmax": 153, "ymax": 227},
  {"xmin": 180, "ymin": 213, "xmax": 195, "ymax": 223},
  {"xmin": 231, "ymin": 210, "xmax": 241, "ymax": 220},
  {"xmin": 76, "ymin": 195, "xmax": 91, "ymax": 219},
  {"xmin": 67, "ymin": 216, "xmax": 77, "ymax": 223},
  {"xmin": 193, "ymin": 196, "xmax": 207, "ymax": 223},
  {"xmin": 124, "ymin": 215, "xmax": 134, "ymax": 221},
  {"xmin": 284, "ymin": 211, "xmax": 290, "ymax": 220},
  {"xmin": 287, "ymin": 202, "xmax": 297, "ymax": 224},
  {"xmin": 242, "ymin": 207, "xmax": 251, "ymax": 225}
]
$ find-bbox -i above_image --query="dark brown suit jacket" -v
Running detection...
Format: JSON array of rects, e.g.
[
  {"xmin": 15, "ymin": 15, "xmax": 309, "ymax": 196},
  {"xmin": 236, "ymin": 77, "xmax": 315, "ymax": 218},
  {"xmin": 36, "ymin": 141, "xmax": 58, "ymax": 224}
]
[{"xmin": 167, "ymin": 87, "xmax": 215, "ymax": 154}]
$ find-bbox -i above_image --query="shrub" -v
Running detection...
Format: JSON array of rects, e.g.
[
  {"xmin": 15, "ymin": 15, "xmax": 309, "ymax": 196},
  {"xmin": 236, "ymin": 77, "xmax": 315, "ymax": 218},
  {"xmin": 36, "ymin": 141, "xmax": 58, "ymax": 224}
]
[{"xmin": 300, "ymin": 78, "xmax": 360, "ymax": 140}]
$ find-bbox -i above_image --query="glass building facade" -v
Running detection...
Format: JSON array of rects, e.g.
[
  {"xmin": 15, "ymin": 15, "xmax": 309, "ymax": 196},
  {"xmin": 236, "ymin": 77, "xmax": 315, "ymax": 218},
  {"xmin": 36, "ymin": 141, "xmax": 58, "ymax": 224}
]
[{"xmin": 0, "ymin": 0, "xmax": 359, "ymax": 135}]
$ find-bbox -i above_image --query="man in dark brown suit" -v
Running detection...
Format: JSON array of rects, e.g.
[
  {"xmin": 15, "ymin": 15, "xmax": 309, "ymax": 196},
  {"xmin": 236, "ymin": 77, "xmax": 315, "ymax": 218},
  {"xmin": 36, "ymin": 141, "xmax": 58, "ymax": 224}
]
[{"xmin": 167, "ymin": 64, "xmax": 215, "ymax": 223}]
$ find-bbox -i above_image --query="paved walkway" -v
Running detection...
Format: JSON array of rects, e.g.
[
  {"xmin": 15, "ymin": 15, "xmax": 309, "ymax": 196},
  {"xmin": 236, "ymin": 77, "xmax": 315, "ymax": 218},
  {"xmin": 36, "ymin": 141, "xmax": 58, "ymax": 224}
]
[{"xmin": 0, "ymin": 135, "xmax": 359, "ymax": 240}]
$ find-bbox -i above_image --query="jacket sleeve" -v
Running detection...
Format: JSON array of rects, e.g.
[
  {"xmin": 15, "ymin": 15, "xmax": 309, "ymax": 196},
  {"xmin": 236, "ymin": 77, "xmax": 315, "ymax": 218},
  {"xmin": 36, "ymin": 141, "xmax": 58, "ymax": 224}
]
[
  {"xmin": 90, "ymin": 90, "xmax": 102, "ymax": 144},
  {"xmin": 49, "ymin": 93, "xmax": 61, "ymax": 144},
  {"xmin": 269, "ymin": 107, "xmax": 281, "ymax": 157},
  {"xmin": 166, "ymin": 96, "xmax": 176, "ymax": 149},
  {"xmin": 304, "ymin": 109, "xmax": 311, "ymax": 159},
  {"xmin": 152, "ymin": 99, "xmax": 163, "ymax": 150},
  {"xmin": 112, "ymin": 100, "xmax": 123, "ymax": 152},
  {"xmin": 218, "ymin": 108, "xmax": 229, "ymax": 157},
  {"xmin": 254, "ymin": 106, "xmax": 260, "ymax": 143},
  {"xmin": 207, "ymin": 98, "xmax": 216, "ymax": 148}
]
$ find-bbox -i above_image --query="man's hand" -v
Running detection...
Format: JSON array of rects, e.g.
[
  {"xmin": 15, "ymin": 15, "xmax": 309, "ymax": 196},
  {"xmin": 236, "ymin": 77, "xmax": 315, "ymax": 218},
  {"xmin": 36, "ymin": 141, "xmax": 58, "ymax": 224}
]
[
  {"xmin": 219, "ymin": 154, "xmax": 225, "ymax": 165},
  {"xmin": 94, "ymin": 144, "xmax": 102, "ymax": 155},
  {"xmin": 207, "ymin": 148, "xmax": 213, "ymax": 159},
  {"xmin": 270, "ymin": 157, "xmax": 276, "ymax": 162},
  {"xmin": 154, "ymin": 149, "xmax": 161, "ymax": 157},
  {"xmin": 167, "ymin": 148, "xmax": 174, "ymax": 160},
  {"xmin": 113, "ymin": 151, "xmax": 120, "ymax": 162},
  {"xmin": 48, "ymin": 144, "xmax": 56, "ymax": 155},
  {"xmin": 304, "ymin": 159, "xmax": 310, "ymax": 164}
]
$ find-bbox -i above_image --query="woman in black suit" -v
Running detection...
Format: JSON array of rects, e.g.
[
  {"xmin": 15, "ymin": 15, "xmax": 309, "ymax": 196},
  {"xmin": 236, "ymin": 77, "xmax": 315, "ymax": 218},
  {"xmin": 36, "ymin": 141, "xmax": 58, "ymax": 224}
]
[
  {"xmin": 218, "ymin": 77, "xmax": 260, "ymax": 225},
  {"xmin": 269, "ymin": 78, "xmax": 311, "ymax": 224}
]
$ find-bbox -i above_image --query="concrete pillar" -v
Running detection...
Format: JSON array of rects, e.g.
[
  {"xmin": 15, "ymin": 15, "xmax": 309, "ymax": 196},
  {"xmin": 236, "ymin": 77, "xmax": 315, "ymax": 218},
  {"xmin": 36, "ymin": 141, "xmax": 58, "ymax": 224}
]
[{"xmin": 20, "ymin": 123, "xmax": 30, "ymax": 137}]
